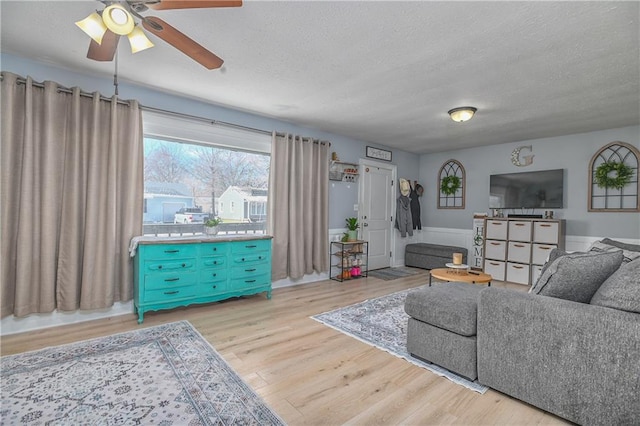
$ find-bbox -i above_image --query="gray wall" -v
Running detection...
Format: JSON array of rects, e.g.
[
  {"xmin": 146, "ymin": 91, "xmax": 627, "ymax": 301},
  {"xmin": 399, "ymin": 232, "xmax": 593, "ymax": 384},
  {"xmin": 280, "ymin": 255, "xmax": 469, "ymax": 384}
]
[
  {"xmin": 419, "ymin": 126, "xmax": 640, "ymax": 238},
  {"xmin": 2, "ymin": 53, "xmax": 420, "ymax": 230}
]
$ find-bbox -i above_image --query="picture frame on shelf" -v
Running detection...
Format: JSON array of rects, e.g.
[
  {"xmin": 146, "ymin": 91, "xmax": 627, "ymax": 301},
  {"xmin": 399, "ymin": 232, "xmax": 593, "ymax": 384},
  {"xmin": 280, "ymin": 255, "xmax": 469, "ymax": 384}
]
[{"xmin": 366, "ymin": 146, "xmax": 392, "ymax": 162}]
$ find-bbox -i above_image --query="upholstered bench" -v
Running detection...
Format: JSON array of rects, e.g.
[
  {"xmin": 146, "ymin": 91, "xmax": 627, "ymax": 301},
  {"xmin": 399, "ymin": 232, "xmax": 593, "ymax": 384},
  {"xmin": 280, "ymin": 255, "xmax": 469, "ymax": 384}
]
[
  {"xmin": 405, "ymin": 243, "xmax": 467, "ymax": 270},
  {"xmin": 404, "ymin": 282, "xmax": 483, "ymax": 380}
]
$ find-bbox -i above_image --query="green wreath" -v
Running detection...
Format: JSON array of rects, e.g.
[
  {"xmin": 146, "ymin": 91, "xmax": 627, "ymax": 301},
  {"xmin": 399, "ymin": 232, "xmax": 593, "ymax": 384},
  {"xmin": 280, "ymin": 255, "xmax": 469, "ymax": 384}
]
[
  {"xmin": 595, "ymin": 161, "xmax": 634, "ymax": 190},
  {"xmin": 440, "ymin": 175, "xmax": 461, "ymax": 196}
]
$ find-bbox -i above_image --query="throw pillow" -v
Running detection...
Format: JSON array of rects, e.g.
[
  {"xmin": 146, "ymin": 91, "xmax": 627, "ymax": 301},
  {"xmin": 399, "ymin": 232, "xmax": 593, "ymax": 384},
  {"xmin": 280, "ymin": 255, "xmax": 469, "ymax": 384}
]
[
  {"xmin": 589, "ymin": 239, "xmax": 640, "ymax": 264},
  {"xmin": 529, "ymin": 248, "xmax": 568, "ymax": 293},
  {"xmin": 530, "ymin": 250, "xmax": 624, "ymax": 303},
  {"xmin": 590, "ymin": 259, "xmax": 640, "ymax": 313}
]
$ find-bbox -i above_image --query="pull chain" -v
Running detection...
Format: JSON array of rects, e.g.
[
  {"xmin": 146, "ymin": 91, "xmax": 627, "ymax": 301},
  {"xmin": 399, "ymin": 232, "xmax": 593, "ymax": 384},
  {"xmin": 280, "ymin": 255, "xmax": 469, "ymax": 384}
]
[{"xmin": 113, "ymin": 50, "xmax": 119, "ymax": 96}]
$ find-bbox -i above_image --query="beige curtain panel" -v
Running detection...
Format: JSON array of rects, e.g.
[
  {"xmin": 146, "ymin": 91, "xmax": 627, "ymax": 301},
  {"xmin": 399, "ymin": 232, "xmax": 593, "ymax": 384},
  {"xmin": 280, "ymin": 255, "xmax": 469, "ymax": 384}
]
[
  {"xmin": 268, "ymin": 132, "xmax": 329, "ymax": 280},
  {"xmin": 1, "ymin": 72, "xmax": 143, "ymax": 318}
]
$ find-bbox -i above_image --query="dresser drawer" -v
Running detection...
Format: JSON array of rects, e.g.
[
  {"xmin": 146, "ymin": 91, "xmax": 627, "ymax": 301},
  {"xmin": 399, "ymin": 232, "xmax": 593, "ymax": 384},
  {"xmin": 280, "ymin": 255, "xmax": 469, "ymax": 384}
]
[
  {"xmin": 142, "ymin": 244, "xmax": 197, "ymax": 259},
  {"xmin": 231, "ymin": 239, "xmax": 271, "ymax": 254},
  {"xmin": 531, "ymin": 265, "xmax": 544, "ymax": 286},
  {"xmin": 199, "ymin": 268, "xmax": 228, "ymax": 283},
  {"xmin": 144, "ymin": 259, "xmax": 195, "ymax": 273},
  {"xmin": 506, "ymin": 262, "xmax": 530, "ymax": 285},
  {"xmin": 232, "ymin": 253, "xmax": 270, "ymax": 265},
  {"xmin": 486, "ymin": 220, "xmax": 508, "ymax": 240},
  {"xmin": 201, "ymin": 255, "xmax": 227, "ymax": 269},
  {"xmin": 532, "ymin": 243, "xmax": 557, "ymax": 265},
  {"xmin": 507, "ymin": 242, "xmax": 531, "ymax": 264},
  {"xmin": 485, "ymin": 240, "xmax": 506, "ymax": 260},
  {"xmin": 508, "ymin": 221, "xmax": 532, "ymax": 242},
  {"xmin": 484, "ymin": 260, "xmax": 505, "ymax": 281},
  {"xmin": 200, "ymin": 242, "xmax": 230, "ymax": 256},
  {"xmin": 232, "ymin": 265, "xmax": 269, "ymax": 279},
  {"xmin": 143, "ymin": 284, "xmax": 199, "ymax": 303},
  {"xmin": 196, "ymin": 281, "xmax": 227, "ymax": 296},
  {"xmin": 230, "ymin": 273, "xmax": 270, "ymax": 290},
  {"xmin": 534, "ymin": 222, "xmax": 559, "ymax": 244},
  {"xmin": 144, "ymin": 272, "xmax": 198, "ymax": 290}
]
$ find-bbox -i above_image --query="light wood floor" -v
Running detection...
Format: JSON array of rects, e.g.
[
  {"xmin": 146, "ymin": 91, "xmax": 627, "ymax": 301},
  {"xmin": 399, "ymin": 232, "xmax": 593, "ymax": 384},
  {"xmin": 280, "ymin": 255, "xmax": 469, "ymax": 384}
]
[{"xmin": 1, "ymin": 270, "xmax": 570, "ymax": 425}]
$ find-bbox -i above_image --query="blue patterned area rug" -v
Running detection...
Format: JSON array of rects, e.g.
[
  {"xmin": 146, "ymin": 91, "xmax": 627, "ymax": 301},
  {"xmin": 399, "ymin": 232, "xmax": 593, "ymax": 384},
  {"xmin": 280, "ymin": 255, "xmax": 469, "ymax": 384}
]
[
  {"xmin": 312, "ymin": 287, "xmax": 488, "ymax": 394},
  {"xmin": 1, "ymin": 321, "xmax": 284, "ymax": 425}
]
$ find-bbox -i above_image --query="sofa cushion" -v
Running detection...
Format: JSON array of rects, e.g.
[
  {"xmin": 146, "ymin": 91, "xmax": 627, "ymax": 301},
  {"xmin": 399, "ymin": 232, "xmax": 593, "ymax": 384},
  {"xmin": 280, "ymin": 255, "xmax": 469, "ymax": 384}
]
[
  {"xmin": 404, "ymin": 282, "xmax": 483, "ymax": 337},
  {"xmin": 535, "ymin": 248, "xmax": 568, "ymax": 283},
  {"xmin": 588, "ymin": 239, "xmax": 640, "ymax": 264},
  {"xmin": 529, "ymin": 250, "xmax": 623, "ymax": 303},
  {"xmin": 590, "ymin": 259, "xmax": 640, "ymax": 313}
]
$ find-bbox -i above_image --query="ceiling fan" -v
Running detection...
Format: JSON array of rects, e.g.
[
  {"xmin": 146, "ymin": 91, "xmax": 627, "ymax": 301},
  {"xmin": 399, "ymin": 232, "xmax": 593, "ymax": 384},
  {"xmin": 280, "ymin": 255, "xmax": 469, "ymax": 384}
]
[{"xmin": 76, "ymin": 0, "xmax": 242, "ymax": 70}]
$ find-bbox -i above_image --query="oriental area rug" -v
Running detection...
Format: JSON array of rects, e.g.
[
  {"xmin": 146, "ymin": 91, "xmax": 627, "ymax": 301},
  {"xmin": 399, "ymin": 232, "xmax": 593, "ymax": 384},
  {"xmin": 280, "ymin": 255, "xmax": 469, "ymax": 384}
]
[
  {"xmin": 312, "ymin": 287, "xmax": 488, "ymax": 394},
  {"xmin": 0, "ymin": 321, "xmax": 284, "ymax": 425}
]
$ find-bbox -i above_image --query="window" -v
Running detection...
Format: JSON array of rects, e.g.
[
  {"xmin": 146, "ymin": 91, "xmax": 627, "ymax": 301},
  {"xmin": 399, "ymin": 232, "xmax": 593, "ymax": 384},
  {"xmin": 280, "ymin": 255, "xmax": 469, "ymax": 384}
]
[{"xmin": 142, "ymin": 110, "xmax": 271, "ymax": 236}]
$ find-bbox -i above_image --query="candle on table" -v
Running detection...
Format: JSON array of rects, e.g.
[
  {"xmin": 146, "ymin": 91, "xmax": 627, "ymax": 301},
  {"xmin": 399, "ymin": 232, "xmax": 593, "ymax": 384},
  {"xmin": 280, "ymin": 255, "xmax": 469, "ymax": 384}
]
[{"xmin": 453, "ymin": 252, "xmax": 463, "ymax": 265}]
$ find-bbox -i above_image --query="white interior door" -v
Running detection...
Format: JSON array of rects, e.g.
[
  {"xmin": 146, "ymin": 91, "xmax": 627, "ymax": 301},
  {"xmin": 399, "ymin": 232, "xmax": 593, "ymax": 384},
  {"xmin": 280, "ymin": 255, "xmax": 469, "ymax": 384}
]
[{"xmin": 360, "ymin": 161, "xmax": 394, "ymax": 270}]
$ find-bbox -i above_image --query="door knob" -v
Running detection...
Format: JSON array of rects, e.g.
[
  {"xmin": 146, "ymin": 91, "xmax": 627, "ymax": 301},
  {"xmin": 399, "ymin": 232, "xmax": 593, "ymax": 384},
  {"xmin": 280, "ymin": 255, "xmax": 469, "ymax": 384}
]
[{"xmin": 363, "ymin": 223, "xmax": 369, "ymax": 227}]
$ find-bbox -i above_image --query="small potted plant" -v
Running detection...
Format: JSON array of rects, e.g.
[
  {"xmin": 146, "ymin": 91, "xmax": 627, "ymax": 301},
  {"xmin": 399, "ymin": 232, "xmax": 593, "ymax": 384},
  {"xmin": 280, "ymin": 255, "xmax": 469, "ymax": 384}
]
[
  {"xmin": 345, "ymin": 217, "xmax": 359, "ymax": 241},
  {"xmin": 204, "ymin": 217, "xmax": 222, "ymax": 236}
]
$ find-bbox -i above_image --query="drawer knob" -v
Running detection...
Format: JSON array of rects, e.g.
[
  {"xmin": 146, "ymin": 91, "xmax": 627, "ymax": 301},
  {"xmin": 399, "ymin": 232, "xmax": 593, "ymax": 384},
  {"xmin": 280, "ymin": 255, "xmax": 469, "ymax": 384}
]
[
  {"xmin": 246, "ymin": 245, "xmax": 257, "ymax": 248},
  {"xmin": 165, "ymin": 277, "xmax": 179, "ymax": 282},
  {"xmin": 158, "ymin": 265, "xmax": 162, "ymax": 269},
  {"xmin": 512, "ymin": 265, "xmax": 524, "ymax": 269},
  {"xmin": 182, "ymin": 263, "xmax": 186, "ymax": 267},
  {"xmin": 165, "ymin": 249, "xmax": 179, "ymax": 253},
  {"xmin": 245, "ymin": 279, "xmax": 256, "ymax": 283},
  {"xmin": 246, "ymin": 268, "xmax": 256, "ymax": 272},
  {"xmin": 164, "ymin": 290, "xmax": 179, "ymax": 295},
  {"xmin": 212, "ymin": 273, "xmax": 217, "ymax": 277},
  {"xmin": 514, "ymin": 244, "xmax": 525, "ymax": 248},
  {"xmin": 490, "ymin": 242, "xmax": 500, "ymax": 246},
  {"xmin": 242, "ymin": 257, "xmax": 245, "ymax": 262},
  {"xmin": 212, "ymin": 285, "xmax": 217, "ymax": 289},
  {"xmin": 539, "ymin": 246, "xmax": 551, "ymax": 250},
  {"xmin": 515, "ymin": 223, "xmax": 525, "ymax": 227},
  {"xmin": 540, "ymin": 224, "xmax": 552, "ymax": 227}
]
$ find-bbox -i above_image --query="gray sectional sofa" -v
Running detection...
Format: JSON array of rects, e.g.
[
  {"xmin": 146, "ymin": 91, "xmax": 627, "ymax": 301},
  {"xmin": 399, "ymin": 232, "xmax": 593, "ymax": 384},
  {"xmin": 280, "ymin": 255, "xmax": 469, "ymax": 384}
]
[{"xmin": 405, "ymin": 239, "xmax": 640, "ymax": 425}]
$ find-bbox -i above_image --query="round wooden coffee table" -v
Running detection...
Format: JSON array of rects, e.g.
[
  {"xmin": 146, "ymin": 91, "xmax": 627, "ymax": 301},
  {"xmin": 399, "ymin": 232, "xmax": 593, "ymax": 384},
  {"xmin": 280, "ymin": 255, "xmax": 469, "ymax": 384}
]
[{"xmin": 429, "ymin": 267, "xmax": 492, "ymax": 286}]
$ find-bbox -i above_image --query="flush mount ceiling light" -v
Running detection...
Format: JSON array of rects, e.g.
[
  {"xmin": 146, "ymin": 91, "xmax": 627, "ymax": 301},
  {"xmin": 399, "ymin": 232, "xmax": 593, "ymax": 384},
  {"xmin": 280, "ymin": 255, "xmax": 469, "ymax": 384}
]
[{"xmin": 448, "ymin": 106, "xmax": 478, "ymax": 123}]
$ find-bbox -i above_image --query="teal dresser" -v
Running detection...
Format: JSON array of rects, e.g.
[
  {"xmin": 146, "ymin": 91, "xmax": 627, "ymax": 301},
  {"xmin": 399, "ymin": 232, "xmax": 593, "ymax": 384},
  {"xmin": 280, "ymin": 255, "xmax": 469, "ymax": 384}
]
[{"xmin": 132, "ymin": 236, "xmax": 272, "ymax": 323}]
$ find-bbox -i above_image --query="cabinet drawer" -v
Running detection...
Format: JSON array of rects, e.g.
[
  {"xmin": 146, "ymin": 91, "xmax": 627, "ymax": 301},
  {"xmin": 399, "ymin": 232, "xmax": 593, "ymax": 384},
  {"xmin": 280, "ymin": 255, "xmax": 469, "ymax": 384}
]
[
  {"xmin": 230, "ymin": 274, "xmax": 270, "ymax": 290},
  {"xmin": 200, "ymin": 242, "xmax": 229, "ymax": 256},
  {"xmin": 508, "ymin": 221, "xmax": 532, "ymax": 241},
  {"xmin": 196, "ymin": 281, "xmax": 227, "ymax": 296},
  {"xmin": 508, "ymin": 242, "xmax": 531, "ymax": 264},
  {"xmin": 485, "ymin": 240, "xmax": 506, "ymax": 260},
  {"xmin": 532, "ymin": 243, "xmax": 557, "ymax": 265},
  {"xmin": 232, "ymin": 265, "xmax": 269, "ymax": 279},
  {"xmin": 199, "ymin": 268, "xmax": 228, "ymax": 283},
  {"xmin": 534, "ymin": 222, "xmax": 559, "ymax": 244},
  {"xmin": 231, "ymin": 239, "xmax": 271, "ymax": 254},
  {"xmin": 484, "ymin": 260, "xmax": 505, "ymax": 281},
  {"xmin": 142, "ymin": 244, "xmax": 197, "ymax": 259},
  {"xmin": 144, "ymin": 284, "xmax": 199, "ymax": 303},
  {"xmin": 201, "ymin": 256, "xmax": 227, "ymax": 269},
  {"xmin": 486, "ymin": 220, "xmax": 508, "ymax": 240},
  {"xmin": 144, "ymin": 260, "xmax": 195, "ymax": 273},
  {"xmin": 506, "ymin": 262, "xmax": 530, "ymax": 285},
  {"xmin": 232, "ymin": 253, "xmax": 270, "ymax": 265},
  {"xmin": 144, "ymin": 272, "xmax": 198, "ymax": 290}
]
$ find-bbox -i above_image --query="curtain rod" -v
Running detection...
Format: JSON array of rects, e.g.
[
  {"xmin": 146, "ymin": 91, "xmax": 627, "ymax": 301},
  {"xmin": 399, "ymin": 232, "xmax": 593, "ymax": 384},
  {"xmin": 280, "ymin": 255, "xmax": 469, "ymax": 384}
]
[
  {"xmin": 0, "ymin": 73, "xmax": 130, "ymax": 106},
  {"xmin": 140, "ymin": 105, "xmax": 278, "ymax": 137}
]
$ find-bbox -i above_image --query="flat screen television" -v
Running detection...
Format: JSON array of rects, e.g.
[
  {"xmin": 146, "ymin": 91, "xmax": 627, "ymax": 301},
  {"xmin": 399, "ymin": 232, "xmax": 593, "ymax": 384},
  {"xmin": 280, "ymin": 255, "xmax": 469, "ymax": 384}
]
[{"xmin": 489, "ymin": 169, "xmax": 564, "ymax": 209}]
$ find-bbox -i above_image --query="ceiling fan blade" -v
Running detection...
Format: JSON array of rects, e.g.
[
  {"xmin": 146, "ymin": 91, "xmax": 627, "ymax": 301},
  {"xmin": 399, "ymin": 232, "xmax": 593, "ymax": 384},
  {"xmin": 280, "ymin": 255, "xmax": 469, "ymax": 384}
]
[
  {"xmin": 87, "ymin": 30, "xmax": 120, "ymax": 62},
  {"xmin": 147, "ymin": 0, "xmax": 242, "ymax": 10},
  {"xmin": 142, "ymin": 16, "xmax": 224, "ymax": 69}
]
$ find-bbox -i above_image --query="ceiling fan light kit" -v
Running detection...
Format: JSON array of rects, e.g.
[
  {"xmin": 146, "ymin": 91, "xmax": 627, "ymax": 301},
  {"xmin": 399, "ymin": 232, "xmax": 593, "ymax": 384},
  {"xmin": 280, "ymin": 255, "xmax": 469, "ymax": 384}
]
[
  {"xmin": 102, "ymin": 4, "xmax": 135, "ymax": 35},
  {"xmin": 448, "ymin": 106, "xmax": 477, "ymax": 123},
  {"xmin": 128, "ymin": 25, "xmax": 154, "ymax": 53},
  {"xmin": 75, "ymin": 0, "xmax": 242, "ymax": 68},
  {"xmin": 75, "ymin": 11, "xmax": 108, "ymax": 44}
]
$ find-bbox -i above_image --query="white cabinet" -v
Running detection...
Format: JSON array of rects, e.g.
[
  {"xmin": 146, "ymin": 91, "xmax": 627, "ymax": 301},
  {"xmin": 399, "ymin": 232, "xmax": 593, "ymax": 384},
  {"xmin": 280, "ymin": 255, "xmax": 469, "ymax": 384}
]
[{"xmin": 483, "ymin": 218, "xmax": 564, "ymax": 286}]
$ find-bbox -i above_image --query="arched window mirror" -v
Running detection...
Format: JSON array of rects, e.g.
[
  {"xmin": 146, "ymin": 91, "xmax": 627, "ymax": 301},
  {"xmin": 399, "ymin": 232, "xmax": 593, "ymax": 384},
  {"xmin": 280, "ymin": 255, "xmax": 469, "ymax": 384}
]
[
  {"xmin": 588, "ymin": 141, "xmax": 639, "ymax": 212},
  {"xmin": 438, "ymin": 159, "xmax": 465, "ymax": 209}
]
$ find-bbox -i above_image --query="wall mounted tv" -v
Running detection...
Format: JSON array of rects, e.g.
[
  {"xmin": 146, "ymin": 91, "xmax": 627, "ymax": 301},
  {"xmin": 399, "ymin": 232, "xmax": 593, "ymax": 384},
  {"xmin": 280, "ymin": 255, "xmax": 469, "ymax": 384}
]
[{"xmin": 489, "ymin": 169, "xmax": 564, "ymax": 209}]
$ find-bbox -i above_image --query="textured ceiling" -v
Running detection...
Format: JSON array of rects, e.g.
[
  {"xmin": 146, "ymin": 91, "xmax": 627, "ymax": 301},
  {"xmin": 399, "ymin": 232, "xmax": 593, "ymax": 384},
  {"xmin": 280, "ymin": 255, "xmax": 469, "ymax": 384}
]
[{"xmin": 1, "ymin": 1, "xmax": 639, "ymax": 154}]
